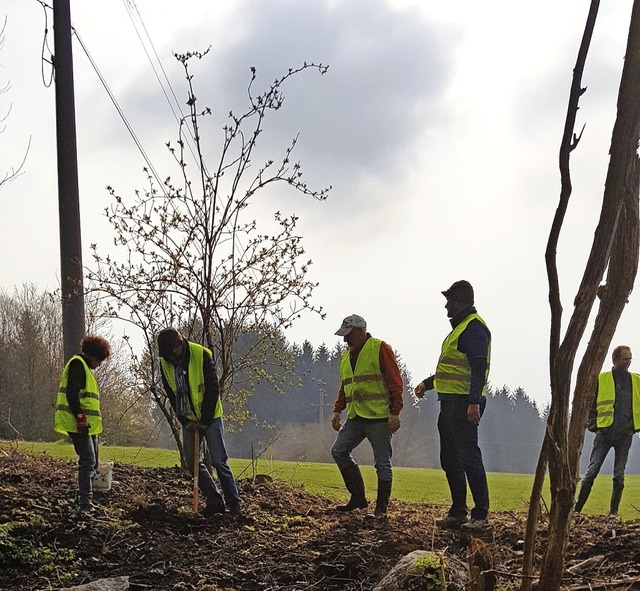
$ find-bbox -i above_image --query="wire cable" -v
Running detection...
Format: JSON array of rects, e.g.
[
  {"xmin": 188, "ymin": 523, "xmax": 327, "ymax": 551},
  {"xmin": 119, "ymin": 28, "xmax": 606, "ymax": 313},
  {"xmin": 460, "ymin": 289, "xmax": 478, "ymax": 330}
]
[
  {"xmin": 122, "ymin": 0, "xmax": 203, "ymax": 173},
  {"xmin": 73, "ymin": 28, "xmax": 168, "ymax": 196},
  {"xmin": 35, "ymin": 1, "xmax": 166, "ymax": 194},
  {"xmin": 35, "ymin": 0, "xmax": 54, "ymax": 88}
]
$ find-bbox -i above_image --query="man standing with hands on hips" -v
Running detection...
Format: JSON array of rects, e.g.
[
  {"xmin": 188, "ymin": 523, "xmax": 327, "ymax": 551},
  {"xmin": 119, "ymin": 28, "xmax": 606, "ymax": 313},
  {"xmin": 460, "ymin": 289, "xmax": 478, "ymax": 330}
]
[
  {"xmin": 330, "ymin": 314, "xmax": 404, "ymax": 520},
  {"xmin": 415, "ymin": 280, "xmax": 492, "ymax": 531}
]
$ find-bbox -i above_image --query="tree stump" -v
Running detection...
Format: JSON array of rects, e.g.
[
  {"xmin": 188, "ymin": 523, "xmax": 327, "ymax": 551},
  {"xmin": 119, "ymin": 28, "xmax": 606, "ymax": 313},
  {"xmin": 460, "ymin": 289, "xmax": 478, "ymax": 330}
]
[{"xmin": 467, "ymin": 537, "xmax": 496, "ymax": 591}]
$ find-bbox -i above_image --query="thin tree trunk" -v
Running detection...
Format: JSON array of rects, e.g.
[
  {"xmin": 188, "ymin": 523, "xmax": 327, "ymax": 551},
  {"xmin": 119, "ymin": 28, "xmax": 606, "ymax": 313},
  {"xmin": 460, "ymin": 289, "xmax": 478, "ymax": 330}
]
[
  {"xmin": 520, "ymin": 437, "xmax": 547, "ymax": 591},
  {"xmin": 525, "ymin": 6, "xmax": 599, "ymax": 581},
  {"xmin": 537, "ymin": 1, "xmax": 640, "ymax": 587},
  {"xmin": 545, "ymin": 0, "xmax": 601, "ymax": 363}
]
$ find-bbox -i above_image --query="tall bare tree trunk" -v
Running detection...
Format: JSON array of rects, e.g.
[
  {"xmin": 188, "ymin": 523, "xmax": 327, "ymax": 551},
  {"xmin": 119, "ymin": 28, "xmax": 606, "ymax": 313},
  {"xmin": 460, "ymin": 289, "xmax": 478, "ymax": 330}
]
[
  {"xmin": 521, "ymin": 4, "xmax": 600, "ymax": 586},
  {"xmin": 535, "ymin": 2, "xmax": 640, "ymax": 588}
]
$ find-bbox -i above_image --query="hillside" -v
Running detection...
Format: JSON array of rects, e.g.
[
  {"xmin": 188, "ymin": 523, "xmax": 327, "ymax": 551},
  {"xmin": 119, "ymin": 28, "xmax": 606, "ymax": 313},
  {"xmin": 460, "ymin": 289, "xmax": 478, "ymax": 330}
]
[{"xmin": 1, "ymin": 450, "xmax": 639, "ymax": 590}]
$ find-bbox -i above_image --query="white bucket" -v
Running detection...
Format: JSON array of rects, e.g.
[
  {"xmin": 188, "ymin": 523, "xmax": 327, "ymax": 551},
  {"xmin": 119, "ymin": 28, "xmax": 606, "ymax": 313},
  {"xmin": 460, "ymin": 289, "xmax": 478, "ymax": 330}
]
[{"xmin": 92, "ymin": 461, "xmax": 114, "ymax": 492}]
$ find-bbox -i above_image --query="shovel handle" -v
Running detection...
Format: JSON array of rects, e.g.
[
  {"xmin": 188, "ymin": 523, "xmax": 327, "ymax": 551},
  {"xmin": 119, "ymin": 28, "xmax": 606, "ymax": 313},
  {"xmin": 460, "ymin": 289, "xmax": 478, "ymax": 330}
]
[{"xmin": 192, "ymin": 429, "xmax": 200, "ymax": 513}]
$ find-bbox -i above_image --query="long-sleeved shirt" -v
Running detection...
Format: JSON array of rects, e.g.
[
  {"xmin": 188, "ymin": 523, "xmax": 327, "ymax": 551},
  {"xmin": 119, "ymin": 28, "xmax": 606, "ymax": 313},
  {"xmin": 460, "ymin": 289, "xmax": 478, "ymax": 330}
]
[
  {"xmin": 332, "ymin": 336, "xmax": 404, "ymax": 416},
  {"xmin": 66, "ymin": 355, "xmax": 90, "ymax": 416},
  {"xmin": 422, "ymin": 306, "xmax": 491, "ymax": 405}
]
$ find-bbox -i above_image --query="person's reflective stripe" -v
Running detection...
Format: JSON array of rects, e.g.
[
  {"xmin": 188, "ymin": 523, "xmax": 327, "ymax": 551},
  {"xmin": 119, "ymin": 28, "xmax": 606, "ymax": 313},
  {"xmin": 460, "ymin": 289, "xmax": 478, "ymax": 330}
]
[{"xmin": 340, "ymin": 338, "xmax": 389, "ymax": 419}]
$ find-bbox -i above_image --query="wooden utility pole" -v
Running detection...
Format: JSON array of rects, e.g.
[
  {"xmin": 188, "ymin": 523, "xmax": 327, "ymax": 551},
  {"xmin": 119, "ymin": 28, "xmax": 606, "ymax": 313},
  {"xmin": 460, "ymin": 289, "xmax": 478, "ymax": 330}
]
[{"xmin": 53, "ymin": 0, "xmax": 86, "ymax": 360}]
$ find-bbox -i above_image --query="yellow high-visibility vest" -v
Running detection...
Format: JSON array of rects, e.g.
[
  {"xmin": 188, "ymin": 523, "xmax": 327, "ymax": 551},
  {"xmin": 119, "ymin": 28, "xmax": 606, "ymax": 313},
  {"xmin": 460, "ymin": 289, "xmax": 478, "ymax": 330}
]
[
  {"xmin": 160, "ymin": 342, "xmax": 223, "ymax": 420},
  {"xmin": 340, "ymin": 338, "xmax": 390, "ymax": 419},
  {"xmin": 596, "ymin": 371, "xmax": 640, "ymax": 430},
  {"xmin": 54, "ymin": 355, "xmax": 102, "ymax": 436},
  {"xmin": 434, "ymin": 313, "xmax": 490, "ymax": 396}
]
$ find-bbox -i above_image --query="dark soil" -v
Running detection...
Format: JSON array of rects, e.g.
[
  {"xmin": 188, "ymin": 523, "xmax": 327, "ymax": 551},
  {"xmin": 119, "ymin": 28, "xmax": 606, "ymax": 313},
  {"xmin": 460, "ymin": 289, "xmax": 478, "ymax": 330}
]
[{"xmin": 1, "ymin": 449, "xmax": 640, "ymax": 591}]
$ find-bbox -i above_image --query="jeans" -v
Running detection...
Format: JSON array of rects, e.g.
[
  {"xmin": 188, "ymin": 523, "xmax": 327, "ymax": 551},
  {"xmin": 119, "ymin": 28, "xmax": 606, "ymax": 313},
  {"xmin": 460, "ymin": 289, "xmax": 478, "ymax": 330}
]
[
  {"xmin": 331, "ymin": 417, "xmax": 393, "ymax": 481},
  {"xmin": 581, "ymin": 429, "xmax": 633, "ymax": 489},
  {"xmin": 438, "ymin": 399, "xmax": 489, "ymax": 520},
  {"xmin": 69, "ymin": 433, "xmax": 98, "ymax": 506},
  {"xmin": 182, "ymin": 418, "xmax": 240, "ymax": 509}
]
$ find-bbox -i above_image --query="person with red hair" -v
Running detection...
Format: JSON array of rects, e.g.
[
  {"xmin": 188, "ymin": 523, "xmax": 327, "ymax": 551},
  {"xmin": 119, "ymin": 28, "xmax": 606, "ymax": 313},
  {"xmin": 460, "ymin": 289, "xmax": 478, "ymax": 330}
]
[{"xmin": 54, "ymin": 334, "xmax": 111, "ymax": 512}]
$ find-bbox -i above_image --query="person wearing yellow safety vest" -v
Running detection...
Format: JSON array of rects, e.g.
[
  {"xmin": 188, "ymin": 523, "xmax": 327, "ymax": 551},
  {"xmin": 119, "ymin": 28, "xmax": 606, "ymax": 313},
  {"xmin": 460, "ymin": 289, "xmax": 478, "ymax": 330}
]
[
  {"xmin": 415, "ymin": 280, "xmax": 491, "ymax": 532},
  {"xmin": 54, "ymin": 335, "xmax": 111, "ymax": 512},
  {"xmin": 575, "ymin": 345, "xmax": 640, "ymax": 516},
  {"xmin": 157, "ymin": 328, "xmax": 241, "ymax": 516},
  {"xmin": 330, "ymin": 314, "xmax": 404, "ymax": 520}
]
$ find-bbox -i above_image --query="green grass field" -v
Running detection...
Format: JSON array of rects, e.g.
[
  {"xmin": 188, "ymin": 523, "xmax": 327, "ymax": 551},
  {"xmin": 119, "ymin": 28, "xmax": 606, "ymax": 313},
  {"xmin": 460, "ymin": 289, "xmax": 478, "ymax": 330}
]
[{"xmin": 4, "ymin": 440, "xmax": 640, "ymax": 520}]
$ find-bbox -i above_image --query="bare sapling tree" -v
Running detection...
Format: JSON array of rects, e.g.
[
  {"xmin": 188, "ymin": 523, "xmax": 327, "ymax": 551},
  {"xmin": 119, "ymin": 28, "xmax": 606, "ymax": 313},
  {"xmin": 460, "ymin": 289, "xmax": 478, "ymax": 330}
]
[
  {"xmin": 88, "ymin": 51, "xmax": 330, "ymax": 459},
  {"xmin": 521, "ymin": 1, "xmax": 640, "ymax": 589}
]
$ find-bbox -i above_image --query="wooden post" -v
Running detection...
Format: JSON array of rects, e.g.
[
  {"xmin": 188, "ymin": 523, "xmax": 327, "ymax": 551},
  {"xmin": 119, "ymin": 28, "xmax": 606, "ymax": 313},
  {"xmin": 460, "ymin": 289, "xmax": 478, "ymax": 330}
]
[{"xmin": 192, "ymin": 430, "xmax": 199, "ymax": 513}]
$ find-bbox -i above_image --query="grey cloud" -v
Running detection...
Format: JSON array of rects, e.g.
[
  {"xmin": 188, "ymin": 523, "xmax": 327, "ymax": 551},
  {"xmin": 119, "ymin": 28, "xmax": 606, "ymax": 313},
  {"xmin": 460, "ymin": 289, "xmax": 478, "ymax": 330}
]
[
  {"xmin": 205, "ymin": 0, "xmax": 453, "ymax": 180},
  {"xmin": 117, "ymin": 1, "xmax": 453, "ymax": 201}
]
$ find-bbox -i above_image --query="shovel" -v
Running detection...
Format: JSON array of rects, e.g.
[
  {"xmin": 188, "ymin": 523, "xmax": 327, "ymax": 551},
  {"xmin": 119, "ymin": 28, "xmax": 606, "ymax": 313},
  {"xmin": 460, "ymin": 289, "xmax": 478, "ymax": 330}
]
[{"xmin": 192, "ymin": 429, "xmax": 200, "ymax": 513}]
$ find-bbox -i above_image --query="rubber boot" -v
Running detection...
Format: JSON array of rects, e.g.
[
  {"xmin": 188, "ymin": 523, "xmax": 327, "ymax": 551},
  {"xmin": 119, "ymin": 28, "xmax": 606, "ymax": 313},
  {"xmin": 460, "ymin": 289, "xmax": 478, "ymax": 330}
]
[
  {"xmin": 574, "ymin": 479, "xmax": 593, "ymax": 513},
  {"xmin": 336, "ymin": 465, "xmax": 368, "ymax": 511},
  {"xmin": 78, "ymin": 492, "xmax": 96, "ymax": 513},
  {"xmin": 609, "ymin": 484, "xmax": 624, "ymax": 516},
  {"xmin": 371, "ymin": 479, "xmax": 392, "ymax": 519}
]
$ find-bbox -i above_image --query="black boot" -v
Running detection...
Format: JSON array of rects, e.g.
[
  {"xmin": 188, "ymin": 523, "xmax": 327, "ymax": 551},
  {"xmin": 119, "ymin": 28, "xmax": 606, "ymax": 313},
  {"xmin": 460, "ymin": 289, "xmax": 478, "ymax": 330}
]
[
  {"xmin": 371, "ymin": 479, "xmax": 392, "ymax": 519},
  {"xmin": 575, "ymin": 479, "xmax": 593, "ymax": 513},
  {"xmin": 609, "ymin": 483, "xmax": 624, "ymax": 516},
  {"xmin": 78, "ymin": 491, "xmax": 97, "ymax": 513},
  {"xmin": 336, "ymin": 465, "xmax": 368, "ymax": 511}
]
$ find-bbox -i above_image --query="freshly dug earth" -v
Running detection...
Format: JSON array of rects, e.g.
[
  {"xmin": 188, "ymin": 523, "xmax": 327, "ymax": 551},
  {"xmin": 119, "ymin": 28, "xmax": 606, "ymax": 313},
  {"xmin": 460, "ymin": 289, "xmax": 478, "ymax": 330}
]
[{"xmin": 1, "ymin": 450, "xmax": 640, "ymax": 590}]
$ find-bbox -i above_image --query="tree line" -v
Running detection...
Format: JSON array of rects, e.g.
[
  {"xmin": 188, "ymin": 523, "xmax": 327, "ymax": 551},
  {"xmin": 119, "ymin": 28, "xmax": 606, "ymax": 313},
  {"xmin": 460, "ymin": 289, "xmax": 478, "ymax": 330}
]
[{"xmin": 3, "ymin": 283, "xmax": 637, "ymax": 474}]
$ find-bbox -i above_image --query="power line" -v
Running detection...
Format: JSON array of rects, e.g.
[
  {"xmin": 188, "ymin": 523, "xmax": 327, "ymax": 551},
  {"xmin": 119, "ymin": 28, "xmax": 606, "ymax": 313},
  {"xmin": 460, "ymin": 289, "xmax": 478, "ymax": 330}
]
[
  {"xmin": 121, "ymin": 0, "xmax": 203, "ymax": 173},
  {"xmin": 35, "ymin": 0, "xmax": 54, "ymax": 87},
  {"xmin": 37, "ymin": 2, "xmax": 168, "ymax": 195},
  {"xmin": 72, "ymin": 28, "xmax": 168, "ymax": 196}
]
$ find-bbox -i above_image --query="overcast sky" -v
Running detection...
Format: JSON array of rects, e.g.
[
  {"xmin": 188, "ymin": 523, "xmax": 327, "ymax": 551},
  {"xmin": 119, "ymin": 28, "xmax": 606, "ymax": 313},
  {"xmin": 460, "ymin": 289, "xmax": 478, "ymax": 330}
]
[{"xmin": 1, "ymin": 0, "xmax": 638, "ymax": 410}]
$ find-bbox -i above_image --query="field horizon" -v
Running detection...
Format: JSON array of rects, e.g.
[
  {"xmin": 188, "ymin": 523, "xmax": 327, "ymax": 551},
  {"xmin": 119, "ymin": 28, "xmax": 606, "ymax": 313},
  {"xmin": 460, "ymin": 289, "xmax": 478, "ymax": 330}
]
[{"xmin": 3, "ymin": 439, "xmax": 639, "ymax": 520}]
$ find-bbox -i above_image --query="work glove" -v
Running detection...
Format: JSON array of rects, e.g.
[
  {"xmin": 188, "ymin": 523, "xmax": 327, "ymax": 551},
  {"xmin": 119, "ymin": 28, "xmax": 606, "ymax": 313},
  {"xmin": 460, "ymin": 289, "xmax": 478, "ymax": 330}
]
[
  {"xmin": 388, "ymin": 414, "xmax": 400, "ymax": 434},
  {"xmin": 76, "ymin": 413, "xmax": 89, "ymax": 434},
  {"xmin": 331, "ymin": 411, "xmax": 342, "ymax": 432}
]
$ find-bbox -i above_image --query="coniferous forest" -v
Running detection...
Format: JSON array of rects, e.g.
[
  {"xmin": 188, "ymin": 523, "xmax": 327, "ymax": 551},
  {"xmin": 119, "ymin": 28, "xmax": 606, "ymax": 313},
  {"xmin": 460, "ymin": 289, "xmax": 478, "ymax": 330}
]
[{"xmin": 2, "ymin": 284, "xmax": 639, "ymax": 474}]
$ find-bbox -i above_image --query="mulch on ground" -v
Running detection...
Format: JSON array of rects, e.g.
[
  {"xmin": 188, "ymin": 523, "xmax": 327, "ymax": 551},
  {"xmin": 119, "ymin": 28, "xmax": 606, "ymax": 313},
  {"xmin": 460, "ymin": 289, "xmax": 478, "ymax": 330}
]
[{"xmin": 1, "ymin": 449, "xmax": 639, "ymax": 590}]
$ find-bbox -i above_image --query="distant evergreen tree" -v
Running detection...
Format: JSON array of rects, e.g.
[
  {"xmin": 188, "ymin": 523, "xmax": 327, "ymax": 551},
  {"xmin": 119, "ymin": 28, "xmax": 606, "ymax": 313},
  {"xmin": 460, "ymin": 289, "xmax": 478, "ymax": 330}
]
[
  {"xmin": 480, "ymin": 386, "xmax": 546, "ymax": 473},
  {"xmin": 227, "ymin": 341, "xmax": 558, "ymax": 473}
]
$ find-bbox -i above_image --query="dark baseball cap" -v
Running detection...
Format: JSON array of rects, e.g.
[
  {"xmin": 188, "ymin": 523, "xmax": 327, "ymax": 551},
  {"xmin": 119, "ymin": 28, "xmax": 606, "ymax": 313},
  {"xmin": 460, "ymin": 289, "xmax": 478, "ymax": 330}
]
[{"xmin": 442, "ymin": 280, "xmax": 474, "ymax": 305}]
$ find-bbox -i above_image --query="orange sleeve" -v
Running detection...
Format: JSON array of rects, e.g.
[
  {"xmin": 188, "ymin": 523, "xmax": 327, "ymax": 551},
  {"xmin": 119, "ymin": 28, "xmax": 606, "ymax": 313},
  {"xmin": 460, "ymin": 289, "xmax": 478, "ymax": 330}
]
[{"xmin": 380, "ymin": 341, "xmax": 404, "ymax": 415}]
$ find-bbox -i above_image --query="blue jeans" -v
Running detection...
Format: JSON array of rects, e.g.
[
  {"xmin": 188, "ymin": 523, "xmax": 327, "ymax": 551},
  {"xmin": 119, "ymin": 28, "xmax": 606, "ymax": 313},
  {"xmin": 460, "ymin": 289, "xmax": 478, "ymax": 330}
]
[
  {"xmin": 438, "ymin": 399, "xmax": 489, "ymax": 520},
  {"xmin": 70, "ymin": 433, "xmax": 98, "ymax": 506},
  {"xmin": 182, "ymin": 418, "xmax": 240, "ymax": 509},
  {"xmin": 582, "ymin": 429, "xmax": 633, "ymax": 489},
  {"xmin": 331, "ymin": 417, "xmax": 393, "ymax": 481}
]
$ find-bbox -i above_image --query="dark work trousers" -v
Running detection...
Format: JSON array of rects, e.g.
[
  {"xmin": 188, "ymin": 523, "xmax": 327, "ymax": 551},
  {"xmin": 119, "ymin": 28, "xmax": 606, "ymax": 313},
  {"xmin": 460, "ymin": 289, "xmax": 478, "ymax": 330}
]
[
  {"xmin": 181, "ymin": 418, "xmax": 240, "ymax": 510},
  {"xmin": 69, "ymin": 432, "xmax": 99, "ymax": 506},
  {"xmin": 437, "ymin": 398, "xmax": 489, "ymax": 520}
]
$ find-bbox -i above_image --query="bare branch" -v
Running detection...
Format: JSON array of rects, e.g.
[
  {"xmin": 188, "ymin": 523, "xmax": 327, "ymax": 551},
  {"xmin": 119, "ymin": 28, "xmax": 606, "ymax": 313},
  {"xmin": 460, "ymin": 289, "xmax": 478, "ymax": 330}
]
[{"xmin": 88, "ymin": 58, "xmax": 330, "ymax": 446}]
